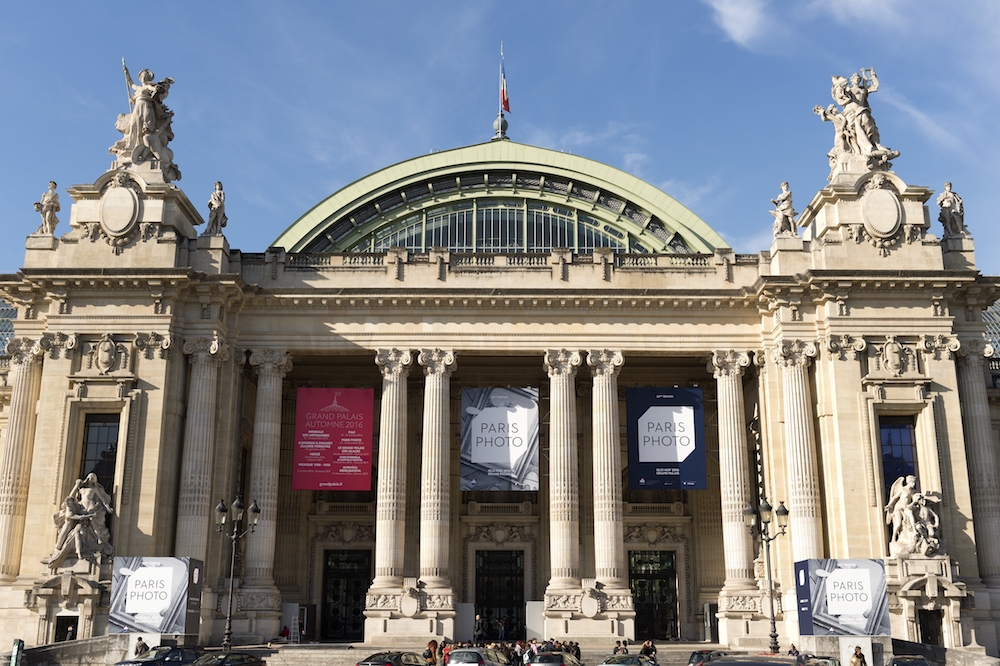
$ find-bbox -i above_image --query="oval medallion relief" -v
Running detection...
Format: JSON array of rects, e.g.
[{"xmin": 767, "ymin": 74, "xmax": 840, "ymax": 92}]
[
  {"xmin": 862, "ymin": 187, "xmax": 902, "ymax": 239},
  {"xmin": 99, "ymin": 186, "xmax": 140, "ymax": 238}
]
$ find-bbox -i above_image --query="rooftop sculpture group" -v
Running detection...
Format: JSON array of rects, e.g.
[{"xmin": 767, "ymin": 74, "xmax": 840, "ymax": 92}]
[
  {"xmin": 109, "ymin": 60, "xmax": 181, "ymax": 182},
  {"xmin": 32, "ymin": 181, "xmax": 60, "ymax": 236},
  {"xmin": 814, "ymin": 68, "xmax": 899, "ymax": 175}
]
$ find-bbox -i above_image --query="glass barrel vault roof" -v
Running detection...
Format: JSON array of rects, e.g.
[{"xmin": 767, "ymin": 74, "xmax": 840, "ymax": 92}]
[{"xmin": 273, "ymin": 141, "xmax": 728, "ymax": 256}]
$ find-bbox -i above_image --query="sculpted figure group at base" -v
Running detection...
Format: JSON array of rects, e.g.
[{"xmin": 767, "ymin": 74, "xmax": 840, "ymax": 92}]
[
  {"xmin": 937, "ymin": 182, "xmax": 968, "ymax": 238},
  {"xmin": 33, "ymin": 181, "xmax": 60, "ymax": 235},
  {"xmin": 770, "ymin": 181, "xmax": 798, "ymax": 237},
  {"xmin": 884, "ymin": 474, "xmax": 942, "ymax": 557},
  {"xmin": 110, "ymin": 60, "xmax": 181, "ymax": 182},
  {"xmin": 814, "ymin": 69, "xmax": 899, "ymax": 173},
  {"xmin": 42, "ymin": 474, "xmax": 115, "ymax": 570}
]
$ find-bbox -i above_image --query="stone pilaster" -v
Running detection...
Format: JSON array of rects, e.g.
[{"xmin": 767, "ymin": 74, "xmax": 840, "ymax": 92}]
[
  {"xmin": 0, "ymin": 338, "xmax": 43, "ymax": 582},
  {"xmin": 771, "ymin": 339, "xmax": 823, "ymax": 561},
  {"xmin": 544, "ymin": 349, "xmax": 582, "ymax": 592},
  {"xmin": 244, "ymin": 349, "xmax": 293, "ymax": 587},
  {"xmin": 417, "ymin": 349, "xmax": 456, "ymax": 593},
  {"xmin": 370, "ymin": 349, "xmax": 412, "ymax": 591},
  {"xmin": 175, "ymin": 335, "xmax": 229, "ymax": 561},
  {"xmin": 712, "ymin": 350, "xmax": 756, "ymax": 593},
  {"xmin": 587, "ymin": 350, "xmax": 627, "ymax": 590},
  {"xmin": 956, "ymin": 340, "xmax": 1000, "ymax": 584}
]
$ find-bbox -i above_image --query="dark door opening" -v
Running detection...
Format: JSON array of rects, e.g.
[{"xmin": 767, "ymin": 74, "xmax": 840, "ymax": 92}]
[
  {"xmin": 918, "ymin": 609, "xmax": 944, "ymax": 646},
  {"xmin": 54, "ymin": 615, "xmax": 78, "ymax": 642},
  {"xmin": 321, "ymin": 550, "xmax": 371, "ymax": 641},
  {"xmin": 475, "ymin": 549, "xmax": 525, "ymax": 641},
  {"xmin": 630, "ymin": 550, "xmax": 679, "ymax": 640}
]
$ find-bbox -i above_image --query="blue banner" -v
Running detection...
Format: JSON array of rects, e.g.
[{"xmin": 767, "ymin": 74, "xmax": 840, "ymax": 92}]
[{"xmin": 626, "ymin": 387, "xmax": 706, "ymax": 489}]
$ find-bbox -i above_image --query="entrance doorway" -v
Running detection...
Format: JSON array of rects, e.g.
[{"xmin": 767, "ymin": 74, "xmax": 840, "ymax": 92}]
[
  {"xmin": 475, "ymin": 550, "xmax": 525, "ymax": 641},
  {"xmin": 321, "ymin": 550, "xmax": 371, "ymax": 641},
  {"xmin": 629, "ymin": 550, "xmax": 678, "ymax": 640},
  {"xmin": 918, "ymin": 609, "xmax": 944, "ymax": 646}
]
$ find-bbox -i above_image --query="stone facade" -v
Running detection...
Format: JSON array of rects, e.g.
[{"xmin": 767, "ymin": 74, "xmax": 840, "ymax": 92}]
[{"xmin": 0, "ymin": 74, "xmax": 998, "ymax": 655}]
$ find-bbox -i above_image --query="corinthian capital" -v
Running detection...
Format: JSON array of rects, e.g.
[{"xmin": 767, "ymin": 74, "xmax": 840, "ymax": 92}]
[
  {"xmin": 711, "ymin": 350, "xmax": 750, "ymax": 378},
  {"xmin": 418, "ymin": 349, "xmax": 456, "ymax": 376},
  {"xmin": 587, "ymin": 350, "xmax": 624, "ymax": 377},
  {"xmin": 183, "ymin": 334, "xmax": 229, "ymax": 365},
  {"xmin": 544, "ymin": 349, "xmax": 582, "ymax": 377},
  {"xmin": 770, "ymin": 339, "xmax": 817, "ymax": 368},
  {"xmin": 375, "ymin": 348, "xmax": 412, "ymax": 379},
  {"xmin": 4, "ymin": 337, "xmax": 43, "ymax": 365},
  {"xmin": 249, "ymin": 348, "xmax": 293, "ymax": 376},
  {"xmin": 957, "ymin": 338, "xmax": 995, "ymax": 369}
]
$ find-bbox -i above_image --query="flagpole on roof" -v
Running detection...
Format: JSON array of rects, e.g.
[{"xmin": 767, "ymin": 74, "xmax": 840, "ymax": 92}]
[{"xmin": 493, "ymin": 42, "xmax": 509, "ymax": 140}]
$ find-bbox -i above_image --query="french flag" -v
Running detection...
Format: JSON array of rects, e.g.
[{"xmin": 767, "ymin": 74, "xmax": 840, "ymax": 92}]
[{"xmin": 500, "ymin": 52, "xmax": 510, "ymax": 113}]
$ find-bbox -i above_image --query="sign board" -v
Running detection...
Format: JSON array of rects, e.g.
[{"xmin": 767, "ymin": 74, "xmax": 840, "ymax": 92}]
[
  {"xmin": 292, "ymin": 388, "xmax": 374, "ymax": 491},
  {"xmin": 109, "ymin": 557, "xmax": 203, "ymax": 634},
  {"xmin": 626, "ymin": 387, "xmax": 706, "ymax": 489},
  {"xmin": 794, "ymin": 559, "xmax": 890, "ymax": 636},
  {"xmin": 460, "ymin": 387, "xmax": 539, "ymax": 491}
]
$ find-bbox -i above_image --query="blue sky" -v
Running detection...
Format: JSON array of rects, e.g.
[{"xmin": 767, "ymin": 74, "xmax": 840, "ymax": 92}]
[{"xmin": 1, "ymin": 1, "xmax": 997, "ymax": 276}]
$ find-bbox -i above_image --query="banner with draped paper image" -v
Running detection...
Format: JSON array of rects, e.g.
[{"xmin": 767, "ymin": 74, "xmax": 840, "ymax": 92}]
[
  {"xmin": 460, "ymin": 387, "xmax": 539, "ymax": 491},
  {"xmin": 626, "ymin": 386, "xmax": 707, "ymax": 489}
]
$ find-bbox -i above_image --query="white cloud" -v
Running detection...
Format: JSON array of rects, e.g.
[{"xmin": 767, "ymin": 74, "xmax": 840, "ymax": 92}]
[
  {"xmin": 659, "ymin": 177, "xmax": 719, "ymax": 211},
  {"xmin": 703, "ymin": 0, "xmax": 769, "ymax": 48},
  {"xmin": 808, "ymin": 0, "xmax": 907, "ymax": 27},
  {"xmin": 878, "ymin": 88, "xmax": 966, "ymax": 155}
]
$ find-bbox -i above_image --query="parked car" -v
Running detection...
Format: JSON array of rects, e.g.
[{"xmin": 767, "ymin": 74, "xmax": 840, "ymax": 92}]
[
  {"xmin": 890, "ymin": 657, "xmax": 933, "ymax": 666},
  {"xmin": 356, "ymin": 653, "xmax": 431, "ymax": 666},
  {"xmin": 449, "ymin": 648, "xmax": 511, "ymax": 666},
  {"xmin": 600, "ymin": 655, "xmax": 655, "ymax": 666},
  {"xmin": 116, "ymin": 647, "xmax": 207, "ymax": 666},
  {"xmin": 527, "ymin": 652, "xmax": 584, "ymax": 666},
  {"xmin": 688, "ymin": 652, "xmax": 732, "ymax": 666},
  {"xmin": 191, "ymin": 653, "xmax": 266, "ymax": 666}
]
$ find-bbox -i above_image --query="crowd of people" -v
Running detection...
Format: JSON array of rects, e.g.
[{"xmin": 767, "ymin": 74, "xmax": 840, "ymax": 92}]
[
  {"xmin": 422, "ymin": 636, "xmax": 660, "ymax": 666},
  {"xmin": 424, "ymin": 637, "xmax": 584, "ymax": 665}
]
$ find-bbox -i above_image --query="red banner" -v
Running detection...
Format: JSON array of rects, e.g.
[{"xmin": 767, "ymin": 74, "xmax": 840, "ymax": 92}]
[{"xmin": 293, "ymin": 388, "xmax": 374, "ymax": 491}]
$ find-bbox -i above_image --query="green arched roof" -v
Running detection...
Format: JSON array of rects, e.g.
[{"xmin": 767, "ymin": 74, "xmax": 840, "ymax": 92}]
[{"xmin": 273, "ymin": 140, "xmax": 728, "ymax": 255}]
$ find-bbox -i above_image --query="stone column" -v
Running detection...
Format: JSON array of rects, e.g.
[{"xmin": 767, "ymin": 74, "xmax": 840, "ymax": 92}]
[
  {"xmin": 175, "ymin": 335, "xmax": 229, "ymax": 560},
  {"xmin": 712, "ymin": 350, "xmax": 757, "ymax": 594},
  {"xmin": 544, "ymin": 349, "xmax": 582, "ymax": 592},
  {"xmin": 587, "ymin": 350, "xmax": 627, "ymax": 590},
  {"xmin": 0, "ymin": 338, "xmax": 43, "ymax": 582},
  {"xmin": 418, "ymin": 349, "xmax": 456, "ymax": 592},
  {"xmin": 956, "ymin": 340, "xmax": 1000, "ymax": 584},
  {"xmin": 771, "ymin": 340, "xmax": 823, "ymax": 561},
  {"xmin": 370, "ymin": 349, "xmax": 412, "ymax": 590},
  {"xmin": 243, "ymin": 349, "xmax": 293, "ymax": 587}
]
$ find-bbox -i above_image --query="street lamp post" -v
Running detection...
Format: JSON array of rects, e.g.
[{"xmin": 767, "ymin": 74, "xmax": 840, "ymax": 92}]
[
  {"xmin": 743, "ymin": 497, "xmax": 789, "ymax": 654},
  {"xmin": 215, "ymin": 496, "xmax": 261, "ymax": 653}
]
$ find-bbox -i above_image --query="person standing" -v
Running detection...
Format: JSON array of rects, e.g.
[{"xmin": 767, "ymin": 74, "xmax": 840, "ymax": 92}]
[
  {"xmin": 134, "ymin": 637, "xmax": 149, "ymax": 656},
  {"xmin": 474, "ymin": 614, "xmax": 487, "ymax": 645}
]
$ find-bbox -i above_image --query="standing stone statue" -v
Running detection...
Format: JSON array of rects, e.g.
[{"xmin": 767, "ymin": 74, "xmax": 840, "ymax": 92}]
[
  {"xmin": 41, "ymin": 475, "xmax": 114, "ymax": 570},
  {"xmin": 109, "ymin": 60, "xmax": 181, "ymax": 182},
  {"xmin": 204, "ymin": 182, "xmax": 228, "ymax": 236},
  {"xmin": 814, "ymin": 68, "xmax": 899, "ymax": 172},
  {"xmin": 770, "ymin": 182, "xmax": 797, "ymax": 237},
  {"xmin": 33, "ymin": 181, "xmax": 60, "ymax": 235},
  {"xmin": 885, "ymin": 475, "xmax": 943, "ymax": 556},
  {"xmin": 937, "ymin": 182, "xmax": 967, "ymax": 238}
]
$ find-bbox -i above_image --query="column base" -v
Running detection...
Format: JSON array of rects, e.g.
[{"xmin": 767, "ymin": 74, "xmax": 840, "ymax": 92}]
[
  {"xmin": 364, "ymin": 578, "xmax": 456, "ymax": 643},
  {"xmin": 233, "ymin": 584, "xmax": 282, "ymax": 644}
]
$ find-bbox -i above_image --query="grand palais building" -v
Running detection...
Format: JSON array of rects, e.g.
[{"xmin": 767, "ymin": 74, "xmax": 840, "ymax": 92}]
[{"xmin": 1, "ymin": 67, "xmax": 999, "ymax": 659}]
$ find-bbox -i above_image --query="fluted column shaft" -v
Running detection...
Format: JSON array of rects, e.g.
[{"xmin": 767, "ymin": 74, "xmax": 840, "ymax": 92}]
[
  {"xmin": 712, "ymin": 350, "xmax": 756, "ymax": 591},
  {"xmin": 418, "ymin": 349, "xmax": 456, "ymax": 589},
  {"xmin": 544, "ymin": 349, "xmax": 582, "ymax": 590},
  {"xmin": 957, "ymin": 342, "xmax": 1000, "ymax": 583},
  {"xmin": 0, "ymin": 338, "xmax": 43, "ymax": 581},
  {"xmin": 588, "ymin": 350, "xmax": 627, "ymax": 589},
  {"xmin": 772, "ymin": 340, "xmax": 822, "ymax": 561},
  {"xmin": 244, "ymin": 349, "xmax": 292, "ymax": 585},
  {"xmin": 175, "ymin": 336, "xmax": 228, "ymax": 560},
  {"xmin": 372, "ymin": 349, "xmax": 412, "ymax": 588}
]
